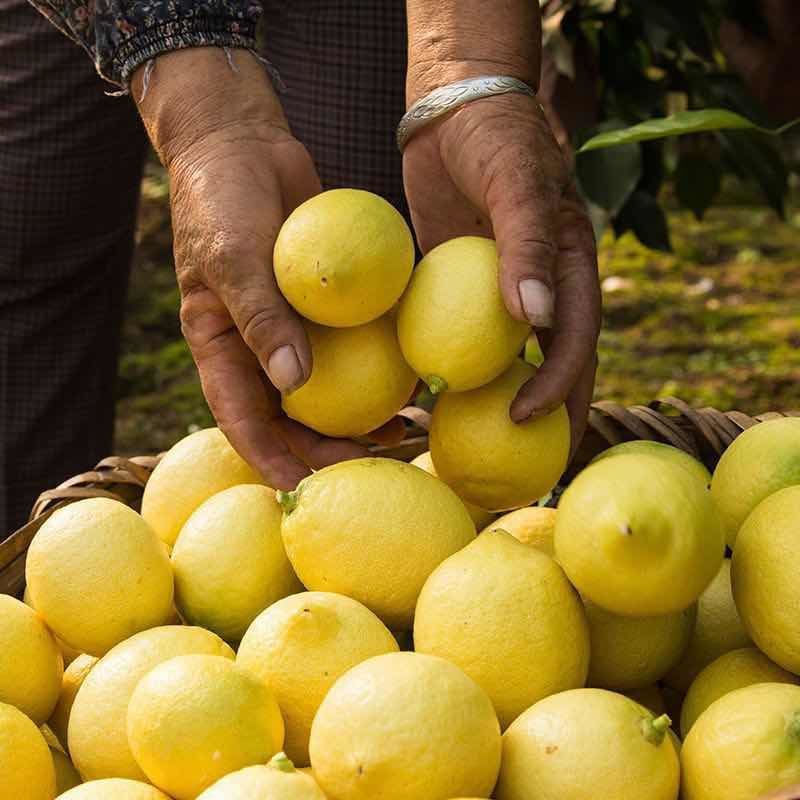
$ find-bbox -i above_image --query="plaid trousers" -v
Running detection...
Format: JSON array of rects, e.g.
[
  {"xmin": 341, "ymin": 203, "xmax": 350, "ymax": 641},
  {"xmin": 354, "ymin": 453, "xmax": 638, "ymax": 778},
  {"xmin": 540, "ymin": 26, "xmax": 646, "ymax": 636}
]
[{"xmin": 0, "ymin": 0, "xmax": 407, "ymax": 534}]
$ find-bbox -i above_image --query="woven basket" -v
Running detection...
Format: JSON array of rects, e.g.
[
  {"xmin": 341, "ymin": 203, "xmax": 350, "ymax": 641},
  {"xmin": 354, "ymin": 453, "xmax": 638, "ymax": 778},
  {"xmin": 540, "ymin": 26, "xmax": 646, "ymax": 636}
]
[{"xmin": 2, "ymin": 398, "xmax": 798, "ymax": 600}]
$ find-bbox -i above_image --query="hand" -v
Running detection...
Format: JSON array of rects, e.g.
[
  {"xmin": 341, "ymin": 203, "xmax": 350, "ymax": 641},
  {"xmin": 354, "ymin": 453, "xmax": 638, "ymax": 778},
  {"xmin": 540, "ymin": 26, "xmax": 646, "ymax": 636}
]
[
  {"xmin": 403, "ymin": 92, "xmax": 601, "ymax": 449},
  {"xmin": 134, "ymin": 48, "xmax": 368, "ymax": 489}
]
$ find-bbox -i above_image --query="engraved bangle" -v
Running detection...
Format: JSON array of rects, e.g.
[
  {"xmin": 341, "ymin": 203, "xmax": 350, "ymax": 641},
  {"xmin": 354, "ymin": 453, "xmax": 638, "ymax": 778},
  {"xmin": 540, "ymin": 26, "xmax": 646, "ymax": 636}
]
[{"xmin": 397, "ymin": 75, "xmax": 537, "ymax": 152}]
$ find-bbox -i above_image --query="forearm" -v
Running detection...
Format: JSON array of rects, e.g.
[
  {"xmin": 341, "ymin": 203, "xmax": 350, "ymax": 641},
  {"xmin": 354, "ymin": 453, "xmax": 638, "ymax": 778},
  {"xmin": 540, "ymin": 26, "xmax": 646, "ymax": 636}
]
[{"xmin": 405, "ymin": 0, "xmax": 542, "ymax": 105}]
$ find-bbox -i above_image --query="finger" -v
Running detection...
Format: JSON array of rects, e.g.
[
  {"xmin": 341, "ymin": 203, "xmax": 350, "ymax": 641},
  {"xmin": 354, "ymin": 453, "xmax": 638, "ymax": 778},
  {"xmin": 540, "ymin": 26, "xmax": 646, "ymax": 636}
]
[
  {"xmin": 565, "ymin": 355, "xmax": 598, "ymax": 460},
  {"xmin": 366, "ymin": 416, "xmax": 408, "ymax": 447},
  {"xmin": 180, "ymin": 286, "xmax": 312, "ymax": 490},
  {"xmin": 510, "ymin": 192, "xmax": 600, "ymax": 423},
  {"xmin": 273, "ymin": 415, "xmax": 370, "ymax": 471}
]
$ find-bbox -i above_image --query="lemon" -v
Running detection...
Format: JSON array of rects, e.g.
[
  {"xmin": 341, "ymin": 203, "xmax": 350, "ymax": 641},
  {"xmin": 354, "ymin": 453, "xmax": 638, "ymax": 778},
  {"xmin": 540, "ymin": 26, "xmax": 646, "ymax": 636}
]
[
  {"xmin": 496, "ymin": 688, "xmax": 679, "ymax": 800},
  {"xmin": 555, "ymin": 453, "xmax": 725, "ymax": 616},
  {"xmin": 592, "ymin": 440, "xmax": 711, "ymax": 488},
  {"xmin": 681, "ymin": 647, "xmax": 799, "ymax": 736},
  {"xmin": 68, "ymin": 625, "xmax": 234, "ymax": 782},
  {"xmin": 0, "ymin": 593, "xmax": 63, "ymax": 723},
  {"xmin": 480, "ymin": 507, "xmax": 557, "ymax": 555},
  {"xmin": 279, "ymin": 457, "xmax": 474, "ymax": 629},
  {"xmin": 0, "ymin": 701, "xmax": 56, "ymax": 800},
  {"xmin": 141, "ymin": 427, "xmax": 263, "ymax": 547},
  {"xmin": 282, "ymin": 317, "xmax": 417, "ymax": 438},
  {"xmin": 585, "ymin": 601, "xmax": 696, "ymax": 690},
  {"xmin": 711, "ymin": 417, "xmax": 800, "ymax": 547},
  {"xmin": 24, "ymin": 585, "xmax": 84, "ymax": 668},
  {"xmin": 410, "ymin": 450, "xmax": 494, "ymax": 528},
  {"xmin": 662, "ymin": 558, "xmax": 750, "ymax": 693},
  {"xmin": 274, "ymin": 188, "xmax": 414, "ymax": 327},
  {"xmin": 397, "ymin": 236, "xmax": 530, "ymax": 393},
  {"xmin": 237, "ymin": 591, "xmax": 399, "ymax": 766},
  {"xmin": 127, "ymin": 654, "xmax": 285, "ymax": 800},
  {"xmin": 430, "ymin": 359, "xmax": 570, "ymax": 510},
  {"xmin": 624, "ymin": 685, "xmax": 667, "ymax": 715},
  {"xmin": 414, "ymin": 531, "xmax": 589, "ymax": 728},
  {"xmin": 197, "ymin": 753, "xmax": 327, "ymax": 799},
  {"xmin": 732, "ymin": 485, "xmax": 800, "ymax": 672},
  {"xmin": 51, "ymin": 747, "xmax": 82, "ymax": 794},
  {"xmin": 47, "ymin": 653, "xmax": 97, "ymax": 751},
  {"xmin": 57, "ymin": 779, "xmax": 171, "ymax": 799},
  {"xmin": 309, "ymin": 652, "xmax": 501, "ymax": 800},
  {"xmin": 682, "ymin": 682, "xmax": 800, "ymax": 799},
  {"xmin": 26, "ymin": 498, "xmax": 174, "ymax": 656},
  {"xmin": 172, "ymin": 484, "xmax": 301, "ymax": 642}
]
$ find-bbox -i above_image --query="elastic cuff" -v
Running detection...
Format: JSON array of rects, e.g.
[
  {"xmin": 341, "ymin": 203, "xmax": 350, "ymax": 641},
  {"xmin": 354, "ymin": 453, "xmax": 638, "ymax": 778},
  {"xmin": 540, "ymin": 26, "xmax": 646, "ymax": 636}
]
[{"xmin": 110, "ymin": 17, "xmax": 258, "ymax": 87}]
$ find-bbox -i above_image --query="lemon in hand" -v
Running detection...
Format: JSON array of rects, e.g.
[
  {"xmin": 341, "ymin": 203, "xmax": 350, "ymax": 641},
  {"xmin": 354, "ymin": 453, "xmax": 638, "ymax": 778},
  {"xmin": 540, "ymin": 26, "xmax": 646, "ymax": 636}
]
[
  {"xmin": 430, "ymin": 359, "xmax": 570, "ymax": 511},
  {"xmin": 274, "ymin": 188, "xmax": 414, "ymax": 327},
  {"xmin": 555, "ymin": 453, "xmax": 725, "ymax": 616},
  {"xmin": 282, "ymin": 316, "xmax": 417, "ymax": 438},
  {"xmin": 397, "ymin": 236, "xmax": 530, "ymax": 393}
]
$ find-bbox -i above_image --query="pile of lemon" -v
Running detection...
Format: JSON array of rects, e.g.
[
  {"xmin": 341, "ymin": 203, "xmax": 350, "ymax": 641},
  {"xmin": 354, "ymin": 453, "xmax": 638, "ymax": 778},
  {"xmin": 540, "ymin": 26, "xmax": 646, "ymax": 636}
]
[{"xmin": 3, "ymin": 189, "xmax": 800, "ymax": 800}]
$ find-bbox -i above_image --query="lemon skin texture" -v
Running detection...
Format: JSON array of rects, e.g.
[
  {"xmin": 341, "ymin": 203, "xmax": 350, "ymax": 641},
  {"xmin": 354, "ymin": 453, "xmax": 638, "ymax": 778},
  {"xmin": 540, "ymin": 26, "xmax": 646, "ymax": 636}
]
[
  {"xmin": 0, "ymin": 701, "xmax": 57, "ymax": 800},
  {"xmin": 480, "ymin": 506, "xmax": 557, "ymax": 555},
  {"xmin": 57, "ymin": 779, "xmax": 171, "ymax": 800}
]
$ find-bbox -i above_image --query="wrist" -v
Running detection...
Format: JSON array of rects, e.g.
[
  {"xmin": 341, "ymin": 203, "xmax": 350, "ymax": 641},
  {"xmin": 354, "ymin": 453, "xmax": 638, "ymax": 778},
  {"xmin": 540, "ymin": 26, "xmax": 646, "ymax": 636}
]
[{"xmin": 133, "ymin": 47, "xmax": 290, "ymax": 169}]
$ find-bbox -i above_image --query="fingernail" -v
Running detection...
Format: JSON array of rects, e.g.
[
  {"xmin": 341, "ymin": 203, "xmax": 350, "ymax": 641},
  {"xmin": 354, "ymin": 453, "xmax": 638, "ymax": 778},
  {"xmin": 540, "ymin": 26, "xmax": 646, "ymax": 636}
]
[
  {"xmin": 267, "ymin": 345, "xmax": 304, "ymax": 393},
  {"xmin": 519, "ymin": 279, "xmax": 554, "ymax": 327}
]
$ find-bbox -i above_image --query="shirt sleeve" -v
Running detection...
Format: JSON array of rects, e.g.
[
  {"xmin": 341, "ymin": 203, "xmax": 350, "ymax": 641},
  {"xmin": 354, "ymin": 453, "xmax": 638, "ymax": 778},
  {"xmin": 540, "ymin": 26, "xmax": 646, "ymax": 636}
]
[{"xmin": 28, "ymin": 0, "xmax": 263, "ymax": 89}]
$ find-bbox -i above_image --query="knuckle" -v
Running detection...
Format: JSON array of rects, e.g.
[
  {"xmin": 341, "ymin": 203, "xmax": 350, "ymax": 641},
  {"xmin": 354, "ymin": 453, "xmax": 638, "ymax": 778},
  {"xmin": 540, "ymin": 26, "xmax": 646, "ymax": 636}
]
[{"xmin": 241, "ymin": 304, "xmax": 287, "ymax": 350}]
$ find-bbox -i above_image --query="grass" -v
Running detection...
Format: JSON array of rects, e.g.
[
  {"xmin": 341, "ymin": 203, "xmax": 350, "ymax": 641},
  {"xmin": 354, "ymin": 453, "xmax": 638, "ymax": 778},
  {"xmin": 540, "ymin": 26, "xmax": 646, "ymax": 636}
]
[{"xmin": 115, "ymin": 160, "xmax": 800, "ymax": 455}]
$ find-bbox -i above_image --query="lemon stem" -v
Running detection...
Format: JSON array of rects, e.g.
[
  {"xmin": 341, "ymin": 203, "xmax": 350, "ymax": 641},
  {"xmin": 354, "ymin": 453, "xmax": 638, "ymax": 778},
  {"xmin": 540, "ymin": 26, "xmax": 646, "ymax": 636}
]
[
  {"xmin": 641, "ymin": 713, "xmax": 672, "ymax": 746},
  {"xmin": 276, "ymin": 490, "xmax": 298, "ymax": 514},
  {"xmin": 426, "ymin": 375, "xmax": 448, "ymax": 395},
  {"xmin": 268, "ymin": 752, "xmax": 296, "ymax": 772}
]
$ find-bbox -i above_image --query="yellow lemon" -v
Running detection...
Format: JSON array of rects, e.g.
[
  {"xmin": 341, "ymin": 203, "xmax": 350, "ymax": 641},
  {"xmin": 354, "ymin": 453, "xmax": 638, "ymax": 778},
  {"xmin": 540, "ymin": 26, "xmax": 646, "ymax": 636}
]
[
  {"xmin": 430, "ymin": 359, "xmax": 570, "ymax": 511},
  {"xmin": 26, "ymin": 498, "xmax": 174, "ymax": 656},
  {"xmin": 496, "ymin": 689, "xmax": 679, "ymax": 800},
  {"xmin": 57, "ymin": 779, "xmax": 171, "ymax": 799},
  {"xmin": 732, "ymin": 485, "xmax": 800, "ymax": 672},
  {"xmin": 172, "ymin": 484, "xmax": 302, "ymax": 642},
  {"xmin": 282, "ymin": 317, "xmax": 417, "ymax": 438},
  {"xmin": 555, "ymin": 453, "xmax": 725, "ymax": 616},
  {"xmin": 309, "ymin": 652, "xmax": 501, "ymax": 800},
  {"xmin": 0, "ymin": 593, "xmax": 62, "ymax": 723},
  {"xmin": 274, "ymin": 188, "xmax": 414, "ymax": 327},
  {"xmin": 197, "ymin": 753, "xmax": 327, "ymax": 799},
  {"xmin": 480, "ymin": 507, "xmax": 557, "ymax": 555},
  {"xmin": 47, "ymin": 653, "xmax": 97, "ymax": 751},
  {"xmin": 279, "ymin": 457, "xmax": 474, "ymax": 629},
  {"xmin": 681, "ymin": 647, "xmax": 799, "ymax": 736},
  {"xmin": 592, "ymin": 440, "xmax": 711, "ymax": 488},
  {"xmin": 51, "ymin": 748, "xmax": 82, "ymax": 794},
  {"xmin": 414, "ymin": 531, "xmax": 589, "ymax": 728},
  {"xmin": 585, "ymin": 601, "xmax": 696, "ymax": 690},
  {"xmin": 127, "ymin": 654, "xmax": 285, "ymax": 800},
  {"xmin": 681, "ymin": 682, "xmax": 800, "ymax": 799},
  {"xmin": 141, "ymin": 427, "xmax": 263, "ymax": 547},
  {"xmin": 24, "ymin": 585, "xmax": 84, "ymax": 667},
  {"xmin": 410, "ymin": 450, "xmax": 494, "ymax": 529},
  {"xmin": 662, "ymin": 558, "xmax": 750, "ymax": 693},
  {"xmin": 623, "ymin": 685, "xmax": 667, "ymax": 715},
  {"xmin": 68, "ymin": 626, "xmax": 234, "ymax": 782},
  {"xmin": 237, "ymin": 591, "xmax": 398, "ymax": 766},
  {"xmin": 711, "ymin": 417, "xmax": 800, "ymax": 547},
  {"xmin": 397, "ymin": 236, "xmax": 530, "ymax": 393},
  {"xmin": 0, "ymin": 701, "xmax": 56, "ymax": 800}
]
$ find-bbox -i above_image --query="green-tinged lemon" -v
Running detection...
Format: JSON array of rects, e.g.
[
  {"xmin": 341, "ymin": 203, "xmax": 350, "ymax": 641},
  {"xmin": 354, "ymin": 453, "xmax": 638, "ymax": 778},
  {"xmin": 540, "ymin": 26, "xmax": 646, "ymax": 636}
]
[
  {"xmin": 480, "ymin": 507, "xmax": 557, "ymax": 555},
  {"xmin": 430, "ymin": 359, "xmax": 570, "ymax": 511},
  {"xmin": 0, "ymin": 701, "xmax": 56, "ymax": 800},
  {"xmin": 309, "ymin": 652, "xmax": 501, "ymax": 800},
  {"xmin": 279, "ymin": 458, "xmax": 474, "ymax": 630},
  {"xmin": 274, "ymin": 188, "xmax": 414, "ymax": 327},
  {"xmin": 282, "ymin": 317, "xmax": 417, "ymax": 438},
  {"xmin": 397, "ymin": 236, "xmax": 530, "ymax": 393},
  {"xmin": 414, "ymin": 531, "xmax": 589, "ymax": 728}
]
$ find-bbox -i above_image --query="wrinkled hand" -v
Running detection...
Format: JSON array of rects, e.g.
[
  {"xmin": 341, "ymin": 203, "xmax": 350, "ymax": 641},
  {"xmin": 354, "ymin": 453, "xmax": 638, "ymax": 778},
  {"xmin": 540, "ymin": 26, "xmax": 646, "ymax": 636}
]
[
  {"xmin": 135, "ymin": 49, "xmax": 369, "ymax": 489},
  {"xmin": 403, "ymin": 93, "xmax": 601, "ymax": 448}
]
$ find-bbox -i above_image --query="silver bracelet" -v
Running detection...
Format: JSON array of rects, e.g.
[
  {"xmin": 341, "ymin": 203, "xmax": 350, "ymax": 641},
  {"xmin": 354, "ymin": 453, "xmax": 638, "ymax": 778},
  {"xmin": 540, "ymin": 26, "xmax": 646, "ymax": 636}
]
[{"xmin": 397, "ymin": 75, "xmax": 536, "ymax": 152}]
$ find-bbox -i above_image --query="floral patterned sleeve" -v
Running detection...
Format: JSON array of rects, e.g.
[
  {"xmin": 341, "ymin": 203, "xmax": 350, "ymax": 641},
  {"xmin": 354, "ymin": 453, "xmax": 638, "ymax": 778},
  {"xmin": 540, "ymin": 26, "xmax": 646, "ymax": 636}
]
[{"xmin": 28, "ymin": 0, "xmax": 263, "ymax": 89}]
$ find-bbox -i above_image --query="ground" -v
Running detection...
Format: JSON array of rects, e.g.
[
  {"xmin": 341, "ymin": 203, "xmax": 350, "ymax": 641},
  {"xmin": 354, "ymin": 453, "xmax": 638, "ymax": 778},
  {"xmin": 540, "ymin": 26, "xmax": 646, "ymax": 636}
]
[{"xmin": 115, "ymin": 159, "xmax": 800, "ymax": 455}]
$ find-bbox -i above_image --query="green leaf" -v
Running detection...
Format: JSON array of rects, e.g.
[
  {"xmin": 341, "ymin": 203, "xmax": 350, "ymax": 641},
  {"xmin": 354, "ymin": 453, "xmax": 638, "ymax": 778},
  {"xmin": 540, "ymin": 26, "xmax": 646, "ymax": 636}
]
[
  {"xmin": 576, "ymin": 122, "xmax": 643, "ymax": 214},
  {"xmin": 674, "ymin": 154, "xmax": 722, "ymax": 220},
  {"xmin": 578, "ymin": 110, "xmax": 800, "ymax": 152},
  {"xmin": 615, "ymin": 191, "xmax": 671, "ymax": 252}
]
